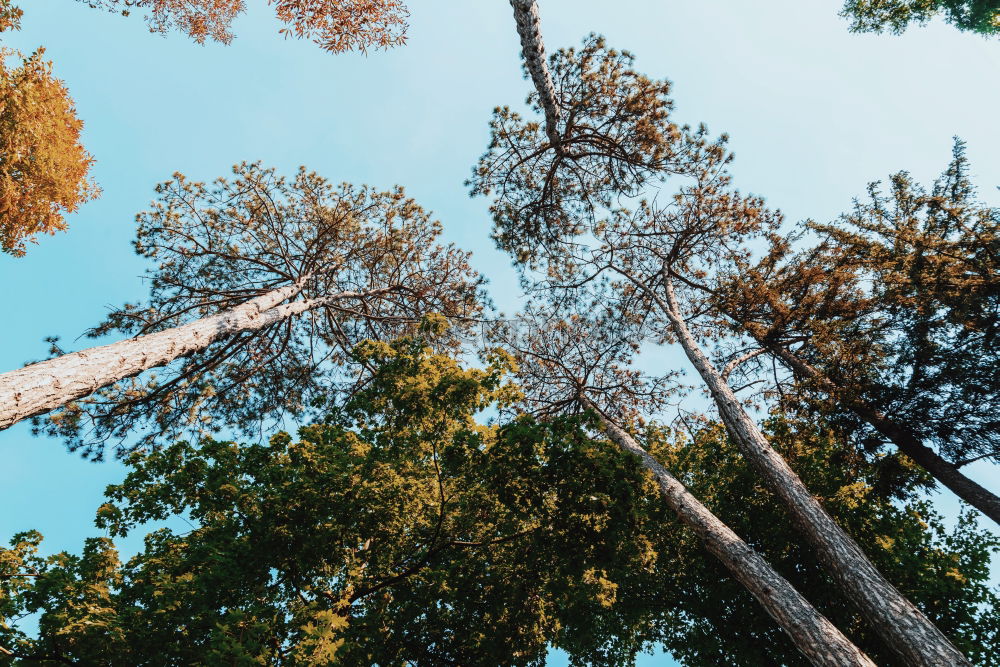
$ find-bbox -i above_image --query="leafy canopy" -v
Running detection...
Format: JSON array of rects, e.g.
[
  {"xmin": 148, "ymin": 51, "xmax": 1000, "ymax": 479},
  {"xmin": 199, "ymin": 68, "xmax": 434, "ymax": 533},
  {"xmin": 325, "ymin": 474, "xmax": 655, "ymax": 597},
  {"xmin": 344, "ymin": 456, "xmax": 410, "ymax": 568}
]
[
  {"xmin": 841, "ymin": 0, "xmax": 1000, "ymax": 35},
  {"xmin": 80, "ymin": 0, "xmax": 410, "ymax": 53},
  {"xmin": 0, "ymin": 3, "xmax": 98, "ymax": 256},
  {"xmin": 0, "ymin": 0, "xmax": 20, "ymax": 32},
  {"xmin": 646, "ymin": 416, "xmax": 1000, "ymax": 665},
  {"xmin": 3, "ymin": 342, "xmax": 998, "ymax": 665},
  {"xmin": 1, "ymin": 339, "xmax": 660, "ymax": 665}
]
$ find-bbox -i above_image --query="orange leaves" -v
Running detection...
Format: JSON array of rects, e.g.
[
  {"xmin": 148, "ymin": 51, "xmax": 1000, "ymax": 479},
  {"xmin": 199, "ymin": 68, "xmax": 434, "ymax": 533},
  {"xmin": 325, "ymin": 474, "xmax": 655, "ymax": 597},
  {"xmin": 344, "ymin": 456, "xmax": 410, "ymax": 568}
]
[
  {"xmin": 146, "ymin": 0, "xmax": 245, "ymax": 44},
  {"xmin": 82, "ymin": 0, "xmax": 244, "ymax": 44},
  {"xmin": 0, "ymin": 0, "xmax": 22, "ymax": 33},
  {"xmin": 0, "ymin": 48, "xmax": 98, "ymax": 256},
  {"xmin": 0, "ymin": 1, "xmax": 97, "ymax": 256},
  {"xmin": 0, "ymin": 0, "xmax": 411, "ymax": 255},
  {"xmin": 271, "ymin": 0, "xmax": 408, "ymax": 54},
  {"xmin": 83, "ymin": 0, "xmax": 409, "ymax": 53}
]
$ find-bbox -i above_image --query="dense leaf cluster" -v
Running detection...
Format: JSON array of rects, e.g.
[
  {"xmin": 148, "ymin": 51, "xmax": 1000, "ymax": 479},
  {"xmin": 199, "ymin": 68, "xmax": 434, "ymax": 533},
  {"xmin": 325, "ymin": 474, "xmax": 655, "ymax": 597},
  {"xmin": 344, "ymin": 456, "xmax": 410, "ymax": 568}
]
[
  {"xmin": 3, "ymin": 342, "xmax": 998, "ymax": 665},
  {"xmin": 0, "ymin": 8, "xmax": 98, "ymax": 256}
]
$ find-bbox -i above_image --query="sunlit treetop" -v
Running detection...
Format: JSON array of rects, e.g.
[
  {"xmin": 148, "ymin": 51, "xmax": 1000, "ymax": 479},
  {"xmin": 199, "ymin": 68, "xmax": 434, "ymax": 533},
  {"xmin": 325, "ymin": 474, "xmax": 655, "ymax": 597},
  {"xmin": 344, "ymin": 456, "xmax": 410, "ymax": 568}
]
[
  {"xmin": 0, "ymin": 39, "xmax": 99, "ymax": 256},
  {"xmin": 717, "ymin": 141, "xmax": 1000, "ymax": 471},
  {"xmin": 841, "ymin": 0, "xmax": 1000, "ymax": 36},
  {"xmin": 80, "ymin": 0, "xmax": 410, "ymax": 53},
  {"xmin": 470, "ymin": 34, "xmax": 683, "ymax": 262}
]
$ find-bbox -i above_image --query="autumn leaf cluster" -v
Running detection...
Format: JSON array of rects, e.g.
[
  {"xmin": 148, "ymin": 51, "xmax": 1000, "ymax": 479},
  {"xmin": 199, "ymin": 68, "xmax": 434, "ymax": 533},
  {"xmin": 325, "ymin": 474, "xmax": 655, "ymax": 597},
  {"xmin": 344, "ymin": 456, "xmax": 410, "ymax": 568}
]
[
  {"xmin": 0, "ymin": 44, "xmax": 98, "ymax": 256},
  {"xmin": 83, "ymin": 0, "xmax": 409, "ymax": 52}
]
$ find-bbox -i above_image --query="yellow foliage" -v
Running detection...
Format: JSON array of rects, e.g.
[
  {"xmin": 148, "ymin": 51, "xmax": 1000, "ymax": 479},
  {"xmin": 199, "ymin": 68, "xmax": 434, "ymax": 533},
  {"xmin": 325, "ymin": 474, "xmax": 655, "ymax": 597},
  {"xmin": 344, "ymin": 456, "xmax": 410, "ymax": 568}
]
[
  {"xmin": 945, "ymin": 567, "xmax": 967, "ymax": 584},
  {"xmin": 418, "ymin": 311, "xmax": 450, "ymax": 335},
  {"xmin": 831, "ymin": 480, "xmax": 872, "ymax": 509},
  {"xmin": 582, "ymin": 568, "xmax": 618, "ymax": 608},
  {"xmin": 294, "ymin": 608, "xmax": 349, "ymax": 663},
  {"xmin": 874, "ymin": 535, "xmax": 896, "ymax": 551},
  {"xmin": 0, "ymin": 0, "xmax": 22, "ymax": 32},
  {"xmin": 0, "ymin": 47, "xmax": 98, "ymax": 256}
]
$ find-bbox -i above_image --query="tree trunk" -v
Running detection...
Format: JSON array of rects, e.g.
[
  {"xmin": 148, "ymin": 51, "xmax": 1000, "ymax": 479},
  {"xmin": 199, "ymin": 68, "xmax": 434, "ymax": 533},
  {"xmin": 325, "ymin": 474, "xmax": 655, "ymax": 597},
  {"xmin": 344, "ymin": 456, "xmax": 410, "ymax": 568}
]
[
  {"xmin": 0, "ymin": 284, "xmax": 385, "ymax": 431},
  {"xmin": 765, "ymin": 343, "xmax": 1000, "ymax": 527},
  {"xmin": 579, "ymin": 396, "xmax": 875, "ymax": 667},
  {"xmin": 656, "ymin": 277, "xmax": 971, "ymax": 667},
  {"xmin": 509, "ymin": 0, "xmax": 562, "ymax": 148}
]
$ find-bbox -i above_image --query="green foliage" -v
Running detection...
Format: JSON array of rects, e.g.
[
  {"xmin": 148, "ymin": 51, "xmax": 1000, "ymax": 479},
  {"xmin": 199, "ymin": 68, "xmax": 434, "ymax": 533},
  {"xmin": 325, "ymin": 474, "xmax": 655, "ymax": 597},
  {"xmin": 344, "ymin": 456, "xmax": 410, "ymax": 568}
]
[
  {"xmin": 2, "ymin": 343, "xmax": 997, "ymax": 664},
  {"xmin": 648, "ymin": 417, "xmax": 1000, "ymax": 665},
  {"xmin": 0, "ymin": 341, "xmax": 662, "ymax": 665},
  {"xmin": 841, "ymin": 0, "xmax": 1000, "ymax": 35}
]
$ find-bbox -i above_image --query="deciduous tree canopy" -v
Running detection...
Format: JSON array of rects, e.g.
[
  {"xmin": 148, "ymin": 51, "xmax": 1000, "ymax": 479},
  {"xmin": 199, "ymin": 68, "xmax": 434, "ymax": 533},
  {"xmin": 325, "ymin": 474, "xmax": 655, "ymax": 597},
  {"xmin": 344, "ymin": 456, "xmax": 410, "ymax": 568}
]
[
  {"xmin": 841, "ymin": 0, "xmax": 1000, "ymax": 35},
  {"xmin": 0, "ymin": 0, "xmax": 21, "ymax": 32},
  {"xmin": 2, "ymin": 342, "xmax": 996, "ymax": 665},
  {"xmin": 81, "ymin": 0, "xmax": 410, "ymax": 52},
  {"xmin": 0, "ymin": 1, "xmax": 98, "ymax": 256}
]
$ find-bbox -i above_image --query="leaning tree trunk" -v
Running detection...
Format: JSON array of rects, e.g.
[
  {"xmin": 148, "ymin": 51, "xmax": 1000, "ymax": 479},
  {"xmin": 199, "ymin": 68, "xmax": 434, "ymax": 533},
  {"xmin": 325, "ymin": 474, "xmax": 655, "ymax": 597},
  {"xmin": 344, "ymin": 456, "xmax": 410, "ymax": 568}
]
[
  {"xmin": 0, "ymin": 283, "xmax": 384, "ymax": 431},
  {"xmin": 763, "ymin": 342, "xmax": 1000, "ymax": 527},
  {"xmin": 654, "ymin": 277, "xmax": 971, "ymax": 667},
  {"xmin": 509, "ymin": 0, "xmax": 562, "ymax": 148},
  {"xmin": 578, "ymin": 396, "xmax": 875, "ymax": 667}
]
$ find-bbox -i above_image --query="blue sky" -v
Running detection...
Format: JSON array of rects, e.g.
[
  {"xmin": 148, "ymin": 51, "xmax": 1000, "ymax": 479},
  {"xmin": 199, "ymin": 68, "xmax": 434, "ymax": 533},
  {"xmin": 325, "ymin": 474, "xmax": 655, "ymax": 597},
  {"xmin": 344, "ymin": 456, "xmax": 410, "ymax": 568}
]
[{"xmin": 1, "ymin": 1, "xmax": 998, "ymax": 664}]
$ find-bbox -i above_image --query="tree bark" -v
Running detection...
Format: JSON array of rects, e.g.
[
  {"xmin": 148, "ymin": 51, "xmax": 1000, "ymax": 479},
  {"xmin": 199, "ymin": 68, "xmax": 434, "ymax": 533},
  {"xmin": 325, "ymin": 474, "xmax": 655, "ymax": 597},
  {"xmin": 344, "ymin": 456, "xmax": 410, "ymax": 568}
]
[
  {"xmin": 578, "ymin": 396, "xmax": 875, "ymax": 667},
  {"xmin": 655, "ymin": 277, "xmax": 971, "ymax": 667},
  {"xmin": 0, "ymin": 284, "xmax": 388, "ymax": 431},
  {"xmin": 765, "ymin": 343, "xmax": 1000, "ymax": 527},
  {"xmin": 509, "ymin": 0, "xmax": 562, "ymax": 148}
]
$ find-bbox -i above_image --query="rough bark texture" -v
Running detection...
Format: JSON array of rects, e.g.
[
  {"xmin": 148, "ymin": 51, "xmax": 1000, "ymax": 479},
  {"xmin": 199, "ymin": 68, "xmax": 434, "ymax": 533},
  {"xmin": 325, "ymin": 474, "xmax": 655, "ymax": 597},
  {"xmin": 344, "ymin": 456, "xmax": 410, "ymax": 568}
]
[
  {"xmin": 658, "ymin": 278, "xmax": 972, "ymax": 667},
  {"xmin": 509, "ymin": 0, "xmax": 562, "ymax": 148},
  {"xmin": 0, "ymin": 283, "xmax": 376, "ymax": 431},
  {"xmin": 767, "ymin": 343, "xmax": 1000, "ymax": 527},
  {"xmin": 579, "ymin": 396, "xmax": 875, "ymax": 667}
]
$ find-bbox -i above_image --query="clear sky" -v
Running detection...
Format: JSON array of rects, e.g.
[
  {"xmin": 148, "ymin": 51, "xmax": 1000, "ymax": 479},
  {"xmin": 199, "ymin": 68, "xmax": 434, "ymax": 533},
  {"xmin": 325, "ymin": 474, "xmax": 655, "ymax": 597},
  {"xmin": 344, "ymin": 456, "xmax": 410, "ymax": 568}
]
[{"xmin": 1, "ymin": 1, "xmax": 998, "ymax": 665}]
